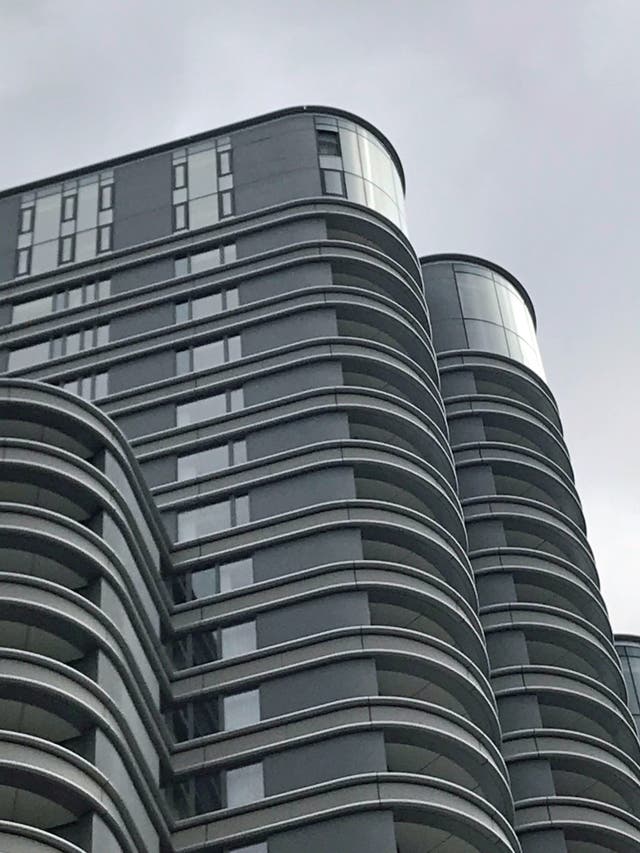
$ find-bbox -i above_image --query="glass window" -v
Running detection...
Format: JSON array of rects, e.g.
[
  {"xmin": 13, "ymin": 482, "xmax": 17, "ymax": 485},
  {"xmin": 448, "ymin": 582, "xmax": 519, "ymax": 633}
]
[
  {"xmin": 175, "ymin": 256, "xmax": 189, "ymax": 277},
  {"xmin": 191, "ymin": 246, "xmax": 221, "ymax": 273},
  {"xmin": 174, "ymin": 203, "xmax": 187, "ymax": 231},
  {"xmin": 99, "ymin": 184, "xmax": 113, "ymax": 211},
  {"xmin": 221, "ymin": 191, "xmax": 233, "ymax": 217},
  {"xmin": 226, "ymin": 288, "xmax": 239, "ymax": 310},
  {"xmin": 235, "ymin": 494, "xmax": 250, "ymax": 526},
  {"xmin": 229, "ymin": 845, "xmax": 268, "ymax": 853},
  {"xmin": 221, "ymin": 621, "xmax": 256, "ymax": 659},
  {"xmin": 193, "ymin": 339, "xmax": 225, "ymax": 371},
  {"xmin": 60, "ymin": 235, "xmax": 74, "ymax": 263},
  {"xmin": 464, "ymin": 319, "xmax": 509, "ymax": 356},
  {"xmin": 322, "ymin": 170, "xmax": 344, "ymax": 196},
  {"xmin": 16, "ymin": 248, "xmax": 30, "ymax": 276},
  {"xmin": 94, "ymin": 372, "xmax": 108, "ymax": 398},
  {"xmin": 457, "ymin": 273, "xmax": 501, "ymax": 323},
  {"xmin": 98, "ymin": 224, "xmax": 112, "ymax": 253},
  {"xmin": 62, "ymin": 195, "xmax": 76, "ymax": 221},
  {"xmin": 219, "ymin": 557, "xmax": 253, "ymax": 593},
  {"xmin": 224, "ymin": 243, "xmax": 237, "ymax": 263},
  {"xmin": 175, "ymin": 301, "xmax": 190, "ymax": 324},
  {"xmin": 75, "ymin": 228, "xmax": 97, "ymax": 262},
  {"xmin": 317, "ymin": 129, "xmax": 341, "ymax": 156},
  {"xmin": 19, "ymin": 207, "xmax": 34, "ymax": 233},
  {"xmin": 223, "ymin": 689, "xmax": 260, "ymax": 731},
  {"xmin": 177, "ymin": 444, "xmax": 229, "ymax": 481},
  {"xmin": 177, "ymin": 500, "xmax": 232, "ymax": 542},
  {"xmin": 190, "ymin": 566, "xmax": 219, "ymax": 599},
  {"xmin": 189, "ymin": 195, "xmax": 219, "ymax": 230},
  {"xmin": 227, "ymin": 335, "xmax": 242, "ymax": 361},
  {"xmin": 226, "ymin": 763, "xmax": 264, "ymax": 808},
  {"xmin": 12, "ymin": 294, "xmax": 54, "ymax": 324},
  {"xmin": 218, "ymin": 150, "xmax": 231, "ymax": 175},
  {"xmin": 232, "ymin": 439, "xmax": 247, "ymax": 466},
  {"xmin": 65, "ymin": 331, "xmax": 81, "ymax": 354},
  {"xmin": 188, "ymin": 149, "xmax": 217, "ymax": 199},
  {"xmin": 176, "ymin": 393, "xmax": 227, "ymax": 427},
  {"xmin": 33, "ymin": 193, "xmax": 62, "ymax": 243},
  {"xmin": 230, "ymin": 387, "xmax": 244, "ymax": 410},
  {"xmin": 193, "ymin": 292, "xmax": 223, "ymax": 318},
  {"xmin": 8, "ymin": 340, "xmax": 50, "ymax": 370},
  {"xmin": 76, "ymin": 183, "xmax": 99, "ymax": 231},
  {"xmin": 176, "ymin": 349, "xmax": 191, "ymax": 375},
  {"xmin": 31, "ymin": 240, "xmax": 59, "ymax": 275},
  {"xmin": 174, "ymin": 163, "xmax": 186, "ymax": 189}
]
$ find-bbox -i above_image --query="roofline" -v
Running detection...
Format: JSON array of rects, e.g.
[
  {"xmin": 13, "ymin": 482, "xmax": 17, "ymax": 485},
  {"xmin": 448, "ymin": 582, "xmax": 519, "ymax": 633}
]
[
  {"xmin": 615, "ymin": 634, "xmax": 640, "ymax": 645},
  {"xmin": 419, "ymin": 252, "xmax": 537, "ymax": 328},
  {"xmin": 0, "ymin": 104, "xmax": 406, "ymax": 199}
]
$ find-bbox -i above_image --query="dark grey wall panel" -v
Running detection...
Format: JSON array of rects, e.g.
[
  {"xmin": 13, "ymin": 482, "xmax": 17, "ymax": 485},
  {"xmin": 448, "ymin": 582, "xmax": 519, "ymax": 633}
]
[
  {"xmin": 139, "ymin": 454, "xmax": 176, "ymax": 488},
  {"xmin": 113, "ymin": 402, "xmax": 175, "ymax": 439},
  {"xmin": 250, "ymin": 467, "xmax": 356, "ymax": 520},
  {"xmin": 244, "ymin": 362, "xmax": 343, "ymax": 407},
  {"xmin": 253, "ymin": 529, "xmax": 363, "ymax": 583},
  {"xmin": 108, "ymin": 350, "xmax": 174, "ymax": 394},
  {"xmin": 242, "ymin": 308, "xmax": 337, "ymax": 357},
  {"xmin": 110, "ymin": 303, "xmax": 174, "ymax": 341},
  {"xmin": 112, "ymin": 257, "xmax": 173, "ymax": 295},
  {"xmin": 256, "ymin": 591, "xmax": 370, "ymax": 647},
  {"xmin": 238, "ymin": 261, "xmax": 332, "ymax": 305},
  {"xmin": 246, "ymin": 412, "xmax": 349, "ymax": 459},
  {"xmin": 261, "ymin": 658, "xmax": 378, "ymax": 718},
  {"xmin": 270, "ymin": 811, "xmax": 397, "ymax": 853},
  {"xmin": 113, "ymin": 152, "xmax": 172, "ymax": 249},
  {"xmin": 0, "ymin": 195, "xmax": 20, "ymax": 283},
  {"xmin": 237, "ymin": 218, "xmax": 326, "ymax": 259},
  {"xmin": 264, "ymin": 731, "xmax": 387, "ymax": 796},
  {"xmin": 232, "ymin": 115, "xmax": 322, "ymax": 214}
]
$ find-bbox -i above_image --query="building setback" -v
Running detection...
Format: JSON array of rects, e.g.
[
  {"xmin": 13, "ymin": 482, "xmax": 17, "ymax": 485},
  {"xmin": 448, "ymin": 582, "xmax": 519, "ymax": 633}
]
[{"xmin": 0, "ymin": 106, "xmax": 638, "ymax": 853}]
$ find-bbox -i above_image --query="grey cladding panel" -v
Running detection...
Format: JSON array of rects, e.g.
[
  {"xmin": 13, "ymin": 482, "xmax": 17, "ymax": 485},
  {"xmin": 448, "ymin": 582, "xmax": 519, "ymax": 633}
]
[
  {"xmin": 233, "ymin": 115, "xmax": 322, "ymax": 213},
  {"xmin": 250, "ymin": 466, "xmax": 356, "ymax": 520},
  {"xmin": 108, "ymin": 350, "xmax": 174, "ymax": 394},
  {"xmin": 112, "ymin": 257, "xmax": 173, "ymax": 295},
  {"xmin": 243, "ymin": 362, "xmax": 343, "ymax": 407},
  {"xmin": 253, "ymin": 529, "xmax": 363, "ymax": 582},
  {"xmin": 113, "ymin": 152, "xmax": 172, "ymax": 249},
  {"xmin": 261, "ymin": 659, "xmax": 378, "ymax": 718},
  {"xmin": 238, "ymin": 262, "xmax": 332, "ymax": 305},
  {"xmin": 237, "ymin": 218, "xmax": 327, "ymax": 258},
  {"xmin": 256, "ymin": 591, "xmax": 370, "ymax": 647},
  {"xmin": 242, "ymin": 308, "xmax": 338, "ymax": 357},
  {"xmin": 113, "ymin": 403, "xmax": 175, "ymax": 439},
  {"xmin": 0, "ymin": 194, "xmax": 20, "ymax": 283},
  {"xmin": 264, "ymin": 731, "xmax": 387, "ymax": 796},
  {"xmin": 246, "ymin": 412, "xmax": 349, "ymax": 458},
  {"xmin": 110, "ymin": 302, "xmax": 174, "ymax": 341},
  {"xmin": 139, "ymin": 455, "xmax": 176, "ymax": 488},
  {"xmin": 270, "ymin": 812, "xmax": 397, "ymax": 853}
]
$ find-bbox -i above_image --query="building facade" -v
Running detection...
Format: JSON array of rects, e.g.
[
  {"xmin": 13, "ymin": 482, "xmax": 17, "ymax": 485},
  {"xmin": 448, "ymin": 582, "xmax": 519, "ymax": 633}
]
[{"xmin": 0, "ymin": 107, "xmax": 638, "ymax": 853}]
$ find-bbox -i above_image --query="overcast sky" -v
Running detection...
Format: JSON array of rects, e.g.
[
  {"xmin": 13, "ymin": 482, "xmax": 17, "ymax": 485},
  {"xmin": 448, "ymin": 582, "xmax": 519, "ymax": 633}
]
[{"xmin": 1, "ymin": 1, "xmax": 638, "ymax": 632}]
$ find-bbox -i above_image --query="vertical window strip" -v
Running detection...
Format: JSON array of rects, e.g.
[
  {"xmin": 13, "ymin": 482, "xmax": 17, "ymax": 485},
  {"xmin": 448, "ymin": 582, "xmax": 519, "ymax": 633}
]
[{"xmin": 172, "ymin": 136, "xmax": 234, "ymax": 232}]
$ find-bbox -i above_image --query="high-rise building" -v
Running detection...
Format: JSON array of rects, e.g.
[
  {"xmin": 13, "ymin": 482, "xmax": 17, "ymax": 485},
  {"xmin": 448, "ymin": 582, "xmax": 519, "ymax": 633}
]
[{"xmin": 0, "ymin": 106, "xmax": 638, "ymax": 853}]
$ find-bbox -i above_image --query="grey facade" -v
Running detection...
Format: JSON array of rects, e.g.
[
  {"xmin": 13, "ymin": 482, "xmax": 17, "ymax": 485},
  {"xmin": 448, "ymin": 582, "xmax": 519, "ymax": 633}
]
[{"xmin": 0, "ymin": 106, "xmax": 637, "ymax": 853}]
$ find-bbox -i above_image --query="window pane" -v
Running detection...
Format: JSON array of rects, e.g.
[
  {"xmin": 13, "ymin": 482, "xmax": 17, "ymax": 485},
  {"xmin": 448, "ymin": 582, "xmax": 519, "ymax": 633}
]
[
  {"xmin": 226, "ymin": 763, "xmax": 263, "ymax": 808},
  {"xmin": 94, "ymin": 372, "xmax": 108, "ymax": 398},
  {"xmin": 8, "ymin": 340, "xmax": 50, "ymax": 370},
  {"xmin": 193, "ymin": 697, "xmax": 220, "ymax": 738},
  {"xmin": 230, "ymin": 387, "xmax": 244, "ymax": 411},
  {"xmin": 177, "ymin": 444, "xmax": 229, "ymax": 481},
  {"xmin": 221, "ymin": 191, "xmax": 233, "ymax": 217},
  {"xmin": 33, "ymin": 193, "xmax": 62, "ymax": 243},
  {"xmin": 193, "ymin": 339, "xmax": 224, "ymax": 371},
  {"xmin": 221, "ymin": 622, "xmax": 256, "ymax": 659},
  {"xmin": 12, "ymin": 295, "xmax": 54, "ymax": 324},
  {"xmin": 218, "ymin": 151, "xmax": 231, "ymax": 175},
  {"xmin": 60, "ymin": 235, "xmax": 74, "ymax": 263},
  {"xmin": 457, "ymin": 273, "xmax": 500, "ymax": 323},
  {"xmin": 99, "ymin": 184, "xmax": 113, "ymax": 210},
  {"xmin": 98, "ymin": 225, "xmax": 112, "ymax": 252},
  {"xmin": 226, "ymin": 288, "xmax": 239, "ymax": 310},
  {"xmin": 192, "ymin": 292, "xmax": 223, "ymax": 319},
  {"xmin": 175, "ymin": 256, "xmax": 189, "ymax": 277},
  {"xmin": 232, "ymin": 439, "xmax": 247, "ymax": 466},
  {"xmin": 65, "ymin": 331, "xmax": 81, "ymax": 354},
  {"xmin": 176, "ymin": 349, "xmax": 191, "ymax": 375},
  {"xmin": 176, "ymin": 393, "xmax": 226, "ymax": 427},
  {"xmin": 16, "ymin": 249, "xmax": 30, "ymax": 275},
  {"xmin": 31, "ymin": 240, "xmax": 59, "ymax": 275},
  {"xmin": 174, "ymin": 163, "xmax": 186, "ymax": 189},
  {"xmin": 97, "ymin": 278, "xmax": 111, "ymax": 300},
  {"xmin": 62, "ymin": 195, "xmax": 76, "ymax": 221},
  {"xmin": 191, "ymin": 247, "xmax": 221, "ymax": 273},
  {"xmin": 76, "ymin": 183, "xmax": 99, "ymax": 231},
  {"xmin": 177, "ymin": 500, "xmax": 232, "ymax": 542},
  {"xmin": 322, "ymin": 170, "xmax": 344, "ymax": 195},
  {"xmin": 68, "ymin": 286, "xmax": 83, "ymax": 308},
  {"xmin": 464, "ymin": 319, "xmax": 509, "ymax": 356},
  {"xmin": 190, "ymin": 566, "xmax": 219, "ymax": 599},
  {"xmin": 227, "ymin": 335, "xmax": 242, "ymax": 361},
  {"xmin": 317, "ymin": 129, "xmax": 340, "ymax": 156},
  {"xmin": 235, "ymin": 495, "xmax": 250, "ymax": 526},
  {"xmin": 51, "ymin": 338, "xmax": 63, "ymax": 358},
  {"xmin": 174, "ymin": 203, "xmax": 187, "ymax": 231},
  {"xmin": 189, "ymin": 195, "xmax": 219, "ymax": 230},
  {"xmin": 223, "ymin": 243, "xmax": 236, "ymax": 263},
  {"xmin": 75, "ymin": 228, "xmax": 97, "ymax": 262},
  {"xmin": 219, "ymin": 557, "xmax": 253, "ymax": 593},
  {"xmin": 176, "ymin": 301, "xmax": 190, "ymax": 324},
  {"xmin": 223, "ymin": 689, "xmax": 260, "ymax": 731},
  {"xmin": 188, "ymin": 149, "xmax": 217, "ymax": 199},
  {"xmin": 20, "ymin": 207, "xmax": 34, "ymax": 233}
]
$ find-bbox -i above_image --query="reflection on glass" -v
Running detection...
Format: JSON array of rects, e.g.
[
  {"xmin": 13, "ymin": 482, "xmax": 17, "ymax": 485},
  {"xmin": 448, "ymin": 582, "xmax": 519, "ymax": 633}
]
[
  {"xmin": 177, "ymin": 444, "xmax": 229, "ymax": 481},
  {"xmin": 176, "ymin": 393, "xmax": 227, "ymax": 427},
  {"xmin": 177, "ymin": 500, "xmax": 232, "ymax": 542},
  {"xmin": 223, "ymin": 689, "xmax": 260, "ymax": 731},
  {"xmin": 226, "ymin": 763, "xmax": 264, "ymax": 808}
]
